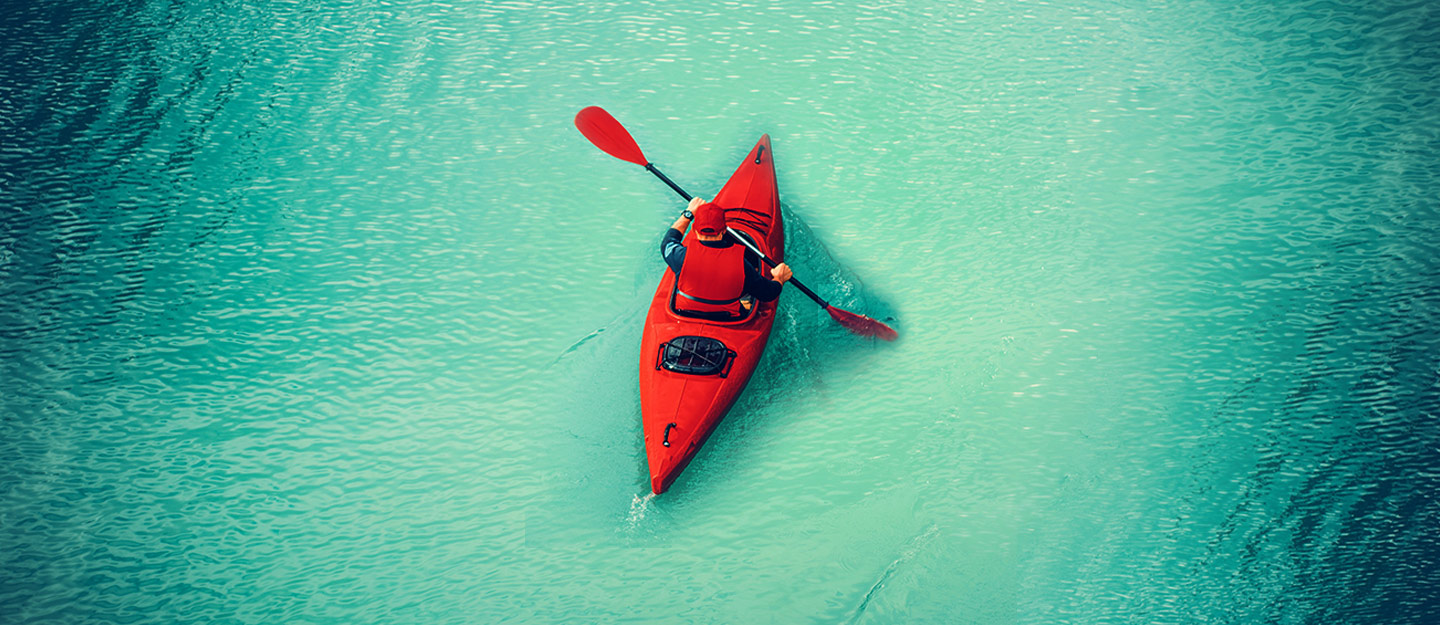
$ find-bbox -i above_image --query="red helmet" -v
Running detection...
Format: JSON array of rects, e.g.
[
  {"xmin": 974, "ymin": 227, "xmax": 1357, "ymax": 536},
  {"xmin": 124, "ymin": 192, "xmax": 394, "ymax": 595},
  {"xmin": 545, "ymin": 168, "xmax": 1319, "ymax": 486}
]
[{"xmin": 693, "ymin": 202, "xmax": 726, "ymax": 236}]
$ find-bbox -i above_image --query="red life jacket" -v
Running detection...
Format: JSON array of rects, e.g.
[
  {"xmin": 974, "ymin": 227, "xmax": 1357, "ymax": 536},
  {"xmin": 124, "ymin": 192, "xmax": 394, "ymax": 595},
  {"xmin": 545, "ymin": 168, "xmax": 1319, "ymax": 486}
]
[{"xmin": 675, "ymin": 239, "xmax": 747, "ymax": 316}]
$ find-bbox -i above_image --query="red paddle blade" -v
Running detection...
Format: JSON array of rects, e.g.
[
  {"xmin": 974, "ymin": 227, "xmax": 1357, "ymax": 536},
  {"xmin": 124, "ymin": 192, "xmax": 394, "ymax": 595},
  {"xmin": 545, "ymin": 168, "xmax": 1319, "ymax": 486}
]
[
  {"xmin": 827, "ymin": 306, "xmax": 898, "ymax": 341},
  {"xmin": 575, "ymin": 106, "xmax": 648, "ymax": 166}
]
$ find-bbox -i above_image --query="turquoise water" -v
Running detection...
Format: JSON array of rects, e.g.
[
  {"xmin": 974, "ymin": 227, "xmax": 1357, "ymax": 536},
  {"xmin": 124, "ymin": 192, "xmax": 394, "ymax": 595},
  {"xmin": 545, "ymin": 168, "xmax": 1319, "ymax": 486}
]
[{"xmin": 3, "ymin": 0, "xmax": 1439, "ymax": 622}]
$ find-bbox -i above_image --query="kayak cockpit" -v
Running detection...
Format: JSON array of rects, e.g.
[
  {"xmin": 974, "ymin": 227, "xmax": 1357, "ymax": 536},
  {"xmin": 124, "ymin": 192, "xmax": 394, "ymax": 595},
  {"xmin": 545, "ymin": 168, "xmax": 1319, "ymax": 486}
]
[
  {"xmin": 666, "ymin": 228, "xmax": 771, "ymax": 324},
  {"xmin": 667, "ymin": 287, "xmax": 760, "ymax": 323}
]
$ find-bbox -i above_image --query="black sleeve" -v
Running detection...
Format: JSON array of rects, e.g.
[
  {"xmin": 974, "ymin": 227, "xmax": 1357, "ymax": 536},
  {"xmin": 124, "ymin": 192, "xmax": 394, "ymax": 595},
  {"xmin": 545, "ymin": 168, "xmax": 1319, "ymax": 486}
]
[
  {"xmin": 660, "ymin": 228, "xmax": 685, "ymax": 274},
  {"xmin": 745, "ymin": 262, "xmax": 783, "ymax": 302}
]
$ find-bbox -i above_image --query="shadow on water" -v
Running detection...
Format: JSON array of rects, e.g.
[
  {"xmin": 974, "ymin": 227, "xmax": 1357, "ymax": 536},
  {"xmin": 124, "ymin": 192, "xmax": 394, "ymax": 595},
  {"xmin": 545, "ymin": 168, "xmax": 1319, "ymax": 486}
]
[{"xmin": 528, "ymin": 206, "xmax": 896, "ymax": 544}]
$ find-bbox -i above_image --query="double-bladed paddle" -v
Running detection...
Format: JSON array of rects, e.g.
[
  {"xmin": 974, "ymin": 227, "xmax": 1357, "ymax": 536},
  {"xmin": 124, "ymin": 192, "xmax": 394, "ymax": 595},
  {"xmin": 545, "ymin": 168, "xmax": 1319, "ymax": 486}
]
[{"xmin": 574, "ymin": 105, "xmax": 898, "ymax": 341}]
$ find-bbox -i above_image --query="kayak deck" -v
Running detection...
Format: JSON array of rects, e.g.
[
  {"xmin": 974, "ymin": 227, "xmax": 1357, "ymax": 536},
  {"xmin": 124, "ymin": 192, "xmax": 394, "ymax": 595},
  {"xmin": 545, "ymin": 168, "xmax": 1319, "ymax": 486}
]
[{"xmin": 638, "ymin": 134, "xmax": 782, "ymax": 494}]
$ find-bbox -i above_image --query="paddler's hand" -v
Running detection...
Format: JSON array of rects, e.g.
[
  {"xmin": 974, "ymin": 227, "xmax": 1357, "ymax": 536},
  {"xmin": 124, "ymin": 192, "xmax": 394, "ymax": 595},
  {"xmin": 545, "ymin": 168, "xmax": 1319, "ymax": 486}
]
[
  {"xmin": 671, "ymin": 198, "xmax": 705, "ymax": 232},
  {"xmin": 770, "ymin": 263, "xmax": 792, "ymax": 284}
]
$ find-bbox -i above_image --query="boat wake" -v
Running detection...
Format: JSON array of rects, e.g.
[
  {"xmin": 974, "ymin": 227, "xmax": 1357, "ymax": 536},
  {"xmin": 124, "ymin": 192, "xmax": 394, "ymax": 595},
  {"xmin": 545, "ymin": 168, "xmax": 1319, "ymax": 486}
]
[
  {"xmin": 626, "ymin": 492, "xmax": 656, "ymax": 528},
  {"xmin": 846, "ymin": 522, "xmax": 941, "ymax": 624},
  {"xmin": 780, "ymin": 206, "xmax": 899, "ymax": 337},
  {"xmin": 547, "ymin": 292, "xmax": 648, "ymax": 368},
  {"xmin": 550, "ymin": 327, "xmax": 605, "ymax": 366}
]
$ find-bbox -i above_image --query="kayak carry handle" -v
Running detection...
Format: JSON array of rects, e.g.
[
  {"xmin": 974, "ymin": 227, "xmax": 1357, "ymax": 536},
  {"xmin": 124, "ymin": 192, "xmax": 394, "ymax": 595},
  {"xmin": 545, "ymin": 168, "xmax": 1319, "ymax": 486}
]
[
  {"xmin": 754, "ymin": 145, "xmax": 764, "ymax": 164},
  {"xmin": 663, "ymin": 423, "xmax": 677, "ymax": 447}
]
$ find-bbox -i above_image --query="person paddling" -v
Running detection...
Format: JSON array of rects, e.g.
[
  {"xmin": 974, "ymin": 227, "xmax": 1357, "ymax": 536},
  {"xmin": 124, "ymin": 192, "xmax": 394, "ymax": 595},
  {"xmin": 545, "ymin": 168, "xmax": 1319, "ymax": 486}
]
[{"xmin": 662, "ymin": 196, "xmax": 792, "ymax": 319}]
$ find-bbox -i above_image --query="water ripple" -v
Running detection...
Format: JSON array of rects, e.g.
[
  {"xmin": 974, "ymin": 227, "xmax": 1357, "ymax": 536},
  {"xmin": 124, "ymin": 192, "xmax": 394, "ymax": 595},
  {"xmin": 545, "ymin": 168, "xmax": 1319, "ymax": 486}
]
[{"xmin": 4, "ymin": 0, "xmax": 1440, "ymax": 623}]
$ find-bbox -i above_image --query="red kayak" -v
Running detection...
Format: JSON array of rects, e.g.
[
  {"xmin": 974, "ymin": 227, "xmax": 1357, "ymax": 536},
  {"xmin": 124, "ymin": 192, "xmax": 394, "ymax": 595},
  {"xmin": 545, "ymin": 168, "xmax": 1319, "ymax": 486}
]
[{"xmin": 639, "ymin": 135, "xmax": 783, "ymax": 494}]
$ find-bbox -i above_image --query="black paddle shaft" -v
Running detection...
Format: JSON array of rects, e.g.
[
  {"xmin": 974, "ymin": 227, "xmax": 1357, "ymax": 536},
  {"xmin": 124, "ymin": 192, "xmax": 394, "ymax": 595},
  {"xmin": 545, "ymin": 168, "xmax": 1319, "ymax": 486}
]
[
  {"xmin": 645, "ymin": 163, "xmax": 693, "ymax": 202},
  {"xmin": 644, "ymin": 162, "xmax": 833, "ymax": 310}
]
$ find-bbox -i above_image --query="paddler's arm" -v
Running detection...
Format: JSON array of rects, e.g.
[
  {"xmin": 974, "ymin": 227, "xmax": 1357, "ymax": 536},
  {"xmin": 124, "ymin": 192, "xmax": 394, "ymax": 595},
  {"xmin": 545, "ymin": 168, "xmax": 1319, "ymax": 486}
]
[
  {"xmin": 745, "ymin": 261, "xmax": 791, "ymax": 302},
  {"xmin": 661, "ymin": 229, "xmax": 685, "ymax": 274},
  {"xmin": 660, "ymin": 197, "xmax": 705, "ymax": 274}
]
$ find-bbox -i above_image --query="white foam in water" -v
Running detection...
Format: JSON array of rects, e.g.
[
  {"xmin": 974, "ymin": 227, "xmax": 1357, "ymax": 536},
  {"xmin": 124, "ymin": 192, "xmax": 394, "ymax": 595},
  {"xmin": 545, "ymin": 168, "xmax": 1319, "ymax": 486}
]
[{"xmin": 627, "ymin": 492, "xmax": 655, "ymax": 528}]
